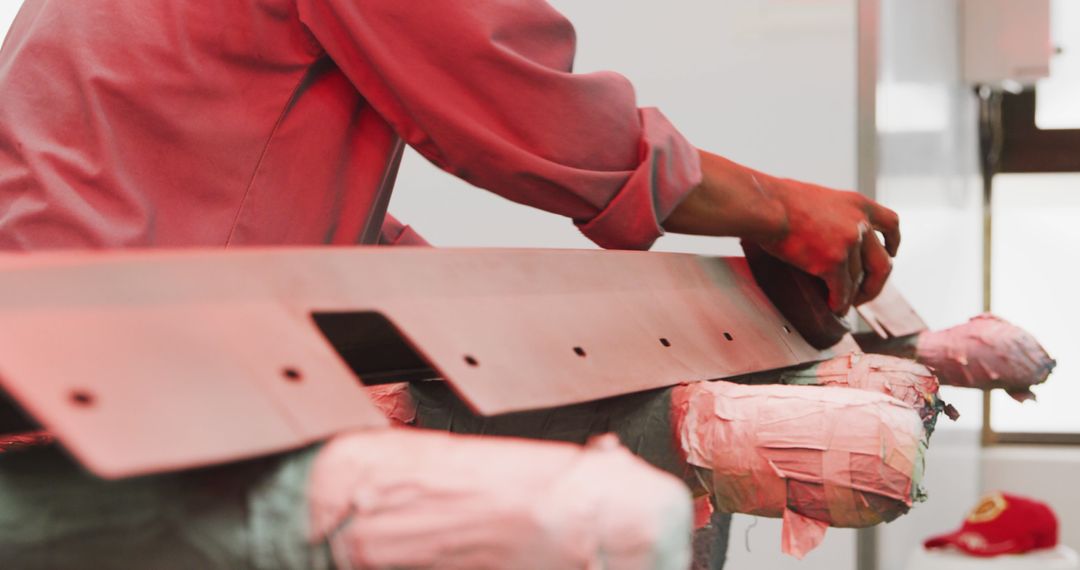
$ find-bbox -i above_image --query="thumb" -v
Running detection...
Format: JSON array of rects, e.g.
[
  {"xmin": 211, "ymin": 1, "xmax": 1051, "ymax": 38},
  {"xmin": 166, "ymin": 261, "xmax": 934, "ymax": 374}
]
[{"xmin": 823, "ymin": 265, "xmax": 855, "ymax": 316}]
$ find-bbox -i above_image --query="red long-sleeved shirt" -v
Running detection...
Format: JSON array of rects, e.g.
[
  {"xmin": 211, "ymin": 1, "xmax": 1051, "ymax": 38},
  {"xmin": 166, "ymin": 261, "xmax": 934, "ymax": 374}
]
[{"xmin": 0, "ymin": 0, "xmax": 701, "ymax": 250}]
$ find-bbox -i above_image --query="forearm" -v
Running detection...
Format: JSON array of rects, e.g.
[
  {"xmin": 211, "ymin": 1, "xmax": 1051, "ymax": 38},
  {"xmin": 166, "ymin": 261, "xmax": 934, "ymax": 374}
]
[{"xmin": 663, "ymin": 150, "xmax": 788, "ymax": 242}]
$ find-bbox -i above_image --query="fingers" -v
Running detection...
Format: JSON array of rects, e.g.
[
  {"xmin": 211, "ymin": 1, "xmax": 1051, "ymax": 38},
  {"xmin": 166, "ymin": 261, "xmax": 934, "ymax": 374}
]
[
  {"xmin": 824, "ymin": 260, "xmax": 856, "ymax": 316},
  {"xmin": 827, "ymin": 220, "xmax": 868, "ymax": 316},
  {"xmin": 854, "ymin": 231, "xmax": 893, "ymax": 306},
  {"xmin": 848, "ymin": 225, "xmax": 866, "ymax": 298},
  {"xmin": 864, "ymin": 200, "xmax": 901, "ymax": 256}
]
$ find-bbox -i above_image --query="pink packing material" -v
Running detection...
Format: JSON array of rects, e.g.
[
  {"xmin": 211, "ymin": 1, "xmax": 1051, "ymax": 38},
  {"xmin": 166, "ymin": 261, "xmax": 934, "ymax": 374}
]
[
  {"xmin": 693, "ymin": 496, "xmax": 714, "ymax": 529},
  {"xmin": 672, "ymin": 381, "xmax": 927, "ymax": 559},
  {"xmin": 365, "ymin": 383, "xmax": 417, "ymax": 427},
  {"xmin": 308, "ymin": 429, "xmax": 693, "ymax": 570},
  {"xmin": 0, "ymin": 431, "xmax": 54, "ymax": 454},
  {"xmin": 916, "ymin": 314, "xmax": 1056, "ymax": 402},
  {"xmin": 778, "ymin": 353, "xmax": 957, "ymax": 429}
]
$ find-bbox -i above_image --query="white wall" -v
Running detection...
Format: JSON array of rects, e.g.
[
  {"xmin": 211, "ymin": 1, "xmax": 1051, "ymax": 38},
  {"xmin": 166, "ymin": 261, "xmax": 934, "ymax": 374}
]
[
  {"xmin": 874, "ymin": 1, "xmax": 986, "ymax": 569},
  {"xmin": 876, "ymin": 0, "xmax": 985, "ymax": 379},
  {"xmin": 1, "ymin": 1, "xmax": 23, "ymax": 44},
  {"xmin": 875, "ymin": 1, "xmax": 1080, "ymax": 569},
  {"xmin": 876, "ymin": 0, "xmax": 987, "ymax": 422}
]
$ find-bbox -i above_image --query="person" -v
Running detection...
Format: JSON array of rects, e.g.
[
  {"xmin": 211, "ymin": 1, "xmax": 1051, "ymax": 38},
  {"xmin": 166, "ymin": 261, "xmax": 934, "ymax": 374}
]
[{"xmin": 0, "ymin": 0, "xmax": 898, "ymax": 316}]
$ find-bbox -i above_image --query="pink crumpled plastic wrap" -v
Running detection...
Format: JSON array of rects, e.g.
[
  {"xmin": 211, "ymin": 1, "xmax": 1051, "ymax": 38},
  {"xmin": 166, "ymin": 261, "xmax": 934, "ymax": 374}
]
[
  {"xmin": 365, "ymin": 383, "xmax": 417, "ymax": 427},
  {"xmin": 672, "ymin": 381, "xmax": 928, "ymax": 559},
  {"xmin": 0, "ymin": 430, "xmax": 54, "ymax": 454},
  {"xmin": 778, "ymin": 353, "xmax": 958, "ymax": 429},
  {"xmin": 915, "ymin": 314, "xmax": 1056, "ymax": 402},
  {"xmin": 308, "ymin": 429, "xmax": 693, "ymax": 570}
]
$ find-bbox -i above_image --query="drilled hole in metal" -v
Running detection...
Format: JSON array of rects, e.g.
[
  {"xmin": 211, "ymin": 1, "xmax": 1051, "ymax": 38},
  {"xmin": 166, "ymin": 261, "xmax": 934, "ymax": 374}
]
[
  {"xmin": 464, "ymin": 355, "xmax": 479, "ymax": 367},
  {"xmin": 660, "ymin": 338, "xmax": 672, "ymax": 347},
  {"xmin": 70, "ymin": 390, "xmax": 95, "ymax": 407},
  {"xmin": 573, "ymin": 346, "xmax": 587, "ymax": 357},
  {"xmin": 282, "ymin": 367, "xmax": 303, "ymax": 382},
  {"xmin": 723, "ymin": 332, "xmax": 734, "ymax": 342}
]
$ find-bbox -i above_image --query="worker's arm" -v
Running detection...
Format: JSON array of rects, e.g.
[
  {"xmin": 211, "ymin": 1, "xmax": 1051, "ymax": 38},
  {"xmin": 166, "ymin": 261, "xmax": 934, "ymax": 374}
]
[
  {"xmin": 296, "ymin": 0, "xmax": 697, "ymax": 252},
  {"xmin": 297, "ymin": 0, "xmax": 898, "ymax": 313}
]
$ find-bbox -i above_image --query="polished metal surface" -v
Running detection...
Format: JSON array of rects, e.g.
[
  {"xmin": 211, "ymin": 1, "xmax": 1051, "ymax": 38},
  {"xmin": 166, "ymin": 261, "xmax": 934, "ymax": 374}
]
[
  {"xmin": 856, "ymin": 283, "xmax": 929, "ymax": 339},
  {"xmin": 0, "ymin": 248, "xmax": 845, "ymax": 478}
]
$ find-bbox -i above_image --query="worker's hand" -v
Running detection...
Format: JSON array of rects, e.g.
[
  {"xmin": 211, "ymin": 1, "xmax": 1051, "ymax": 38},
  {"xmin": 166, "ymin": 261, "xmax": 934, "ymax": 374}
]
[
  {"xmin": 756, "ymin": 175, "xmax": 900, "ymax": 314},
  {"xmin": 664, "ymin": 151, "xmax": 901, "ymax": 315}
]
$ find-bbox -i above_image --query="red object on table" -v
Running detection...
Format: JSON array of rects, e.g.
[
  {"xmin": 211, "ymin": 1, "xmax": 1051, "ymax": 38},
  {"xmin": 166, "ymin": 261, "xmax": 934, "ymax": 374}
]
[{"xmin": 924, "ymin": 492, "xmax": 1058, "ymax": 557}]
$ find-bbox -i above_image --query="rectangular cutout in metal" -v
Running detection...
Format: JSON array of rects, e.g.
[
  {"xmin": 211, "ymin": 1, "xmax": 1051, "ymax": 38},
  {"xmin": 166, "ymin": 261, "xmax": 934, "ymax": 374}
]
[{"xmin": 311, "ymin": 311, "xmax": 438, "ymax": 385}]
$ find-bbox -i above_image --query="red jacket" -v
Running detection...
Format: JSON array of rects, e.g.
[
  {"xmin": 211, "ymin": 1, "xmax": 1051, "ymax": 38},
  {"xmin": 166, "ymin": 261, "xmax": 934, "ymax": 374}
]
[{"xmin": 0, "ymin": 0, "xmax": 700, "ymax": 250}]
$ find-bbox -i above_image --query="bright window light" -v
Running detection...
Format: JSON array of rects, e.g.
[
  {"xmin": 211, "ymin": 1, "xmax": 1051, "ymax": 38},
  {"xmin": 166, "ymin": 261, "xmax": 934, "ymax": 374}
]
[{"xmin": 990, "ymin": 173, "xmax": 1080, "ymax": 432}]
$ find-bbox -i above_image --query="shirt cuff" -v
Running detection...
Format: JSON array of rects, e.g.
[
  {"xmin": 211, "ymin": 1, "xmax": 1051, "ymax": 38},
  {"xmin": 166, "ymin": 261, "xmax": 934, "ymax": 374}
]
[
  {"xmin": 378, "ymin": 214, "xmax": 432, "ymax": 247},
  {"xmin": 575, "ymin": 108, "xmax": 702, "ymax": 250}
]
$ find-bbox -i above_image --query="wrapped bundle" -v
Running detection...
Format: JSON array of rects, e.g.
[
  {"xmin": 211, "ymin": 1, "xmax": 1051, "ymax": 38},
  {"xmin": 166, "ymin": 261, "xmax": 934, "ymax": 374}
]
[
  {"xmin": 855, "ymin": 314, "xmax": 1056, "ymax": 401},
  {"xmin": 915, "ymin": 314, "xmax": 1056, "ymax": 402},
  {"xmin": 411, "ymin": 382, "xmax": 726, "ymax": 568},
  {"xmin": 365, "ymin": 383, "xmax": 417, "ymax": 427},
  {"xmin": 411, "ymin": 375, "xmax": 940, "ymax": 562},
  {"xmin": 0, "ymin": 428, "xmax": 691, "ymax": 569},
  {"xmin": 309, "ymin": 429, "xmax": 693, "ymax": 570},
  {"xmin": 672, "ymin": 381, "xmax": 928, "ymax": 559},
  {"xmin": 776, "ymin": 353, "xmax": 957, "ymax": 431}
]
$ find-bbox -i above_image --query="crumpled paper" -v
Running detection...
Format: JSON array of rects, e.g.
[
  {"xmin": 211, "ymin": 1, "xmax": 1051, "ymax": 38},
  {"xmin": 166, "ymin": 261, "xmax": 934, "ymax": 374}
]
[
  {"xmin": 0, "ymin": 431, "xmax": 54, "ymax": 454},
  {"xmin": 915, "ymin": 314, "xmax": 1056, "ymax": 402},
  {"xmin": 365, "ymin": 383, "xmax": 417, "ymax": 426},
  {"xmin": 778, "ymin": 353, "xmax": 958, "ymax": 431},
  {"xmin": 308, "ymin": 429, "xmax": 693, "ymax": 570},
  {"xmin": 672, "ymin": 381, "xmax": 927, "ymax": 559}
]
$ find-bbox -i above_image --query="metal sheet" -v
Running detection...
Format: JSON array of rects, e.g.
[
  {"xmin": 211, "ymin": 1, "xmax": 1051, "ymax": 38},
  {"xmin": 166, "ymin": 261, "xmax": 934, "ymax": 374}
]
[
  {"xmin": 856, "ymin": 283, "xmax": 929, "ymax": 339},
  {"xmin": 0, "ymin": 248, "xmax": 846, "ymax": 478}
]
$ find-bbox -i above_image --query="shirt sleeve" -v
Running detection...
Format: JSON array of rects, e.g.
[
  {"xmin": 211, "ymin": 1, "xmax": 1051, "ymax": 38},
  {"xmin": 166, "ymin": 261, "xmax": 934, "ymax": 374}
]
[
  {"xmin": 378, "ymin": 213, "xmax": 431, "ymax": 246},
  {"xmin": 296, "ymin": 0, "xmax": 701, "ymax": 250}
]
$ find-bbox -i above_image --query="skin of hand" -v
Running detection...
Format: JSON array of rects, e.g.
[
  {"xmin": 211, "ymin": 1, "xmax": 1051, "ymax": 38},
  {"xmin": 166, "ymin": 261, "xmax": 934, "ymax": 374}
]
[{"xmin": 665, "ymin": 150, "xmax": 901, "ymax": 315}]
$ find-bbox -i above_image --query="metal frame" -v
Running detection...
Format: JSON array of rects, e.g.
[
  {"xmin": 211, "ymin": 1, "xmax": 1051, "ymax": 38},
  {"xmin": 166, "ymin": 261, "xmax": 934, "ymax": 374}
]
[
  {"xmin": 980, "ymin": 88, "xmax": 1080, "ymax": 446},
  {"xmin": 0, "ymin": 248, "xmax": 852, "ymax": 479},
  {"xmin": 999, "ymin": 89, "xmax": 1080, "ymax": 173},
  {"xmin": 856, "ymin": 0, "xmax": 881, "ymax": 568}
]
